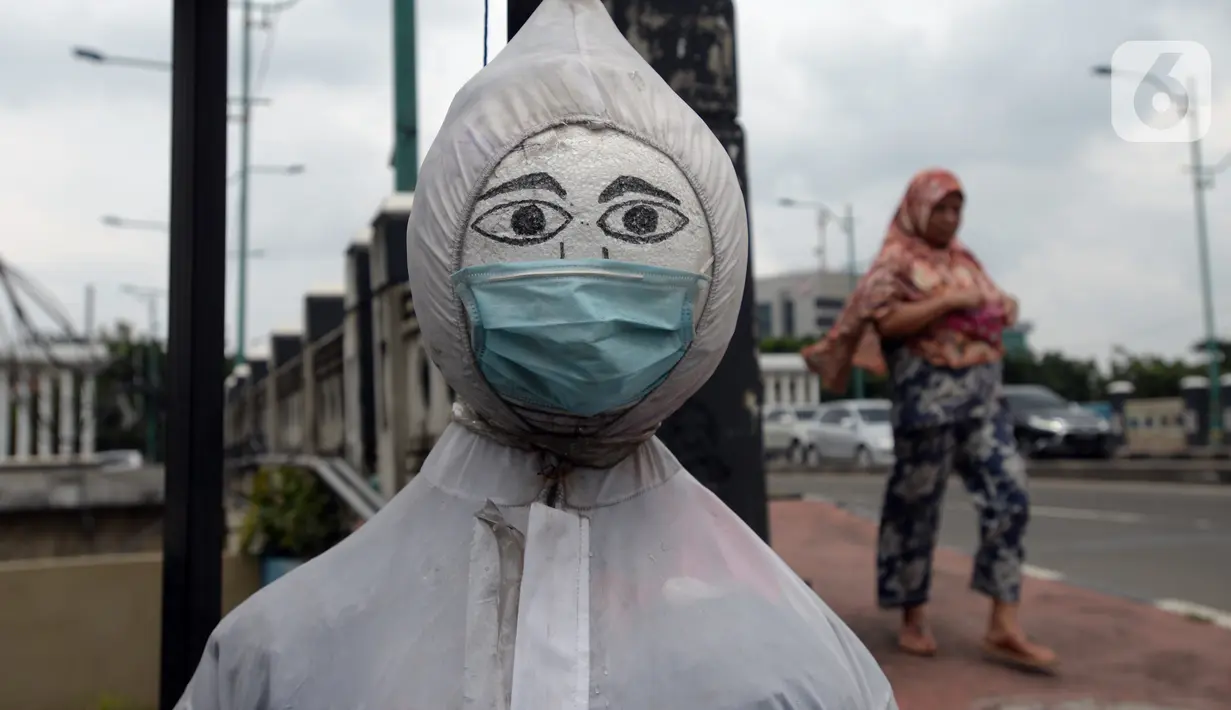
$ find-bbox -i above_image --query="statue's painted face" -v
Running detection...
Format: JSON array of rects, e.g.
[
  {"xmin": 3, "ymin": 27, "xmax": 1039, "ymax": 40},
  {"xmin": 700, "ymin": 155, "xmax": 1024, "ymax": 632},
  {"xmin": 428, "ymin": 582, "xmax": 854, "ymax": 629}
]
[
  {"xmin": 460, "ymin": 124, "xmax": 713, "ymax": 318},
  {"xmin": 457, "ymin": 124, "xmax": 714, "ymax": 425}
]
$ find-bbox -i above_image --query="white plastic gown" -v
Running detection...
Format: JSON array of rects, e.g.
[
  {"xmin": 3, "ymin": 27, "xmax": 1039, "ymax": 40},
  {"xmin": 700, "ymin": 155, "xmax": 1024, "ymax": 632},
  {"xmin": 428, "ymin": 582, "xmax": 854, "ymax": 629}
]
[{"xmin": 176, "ymin": 1, "xmax": 897, "ymax": 708}]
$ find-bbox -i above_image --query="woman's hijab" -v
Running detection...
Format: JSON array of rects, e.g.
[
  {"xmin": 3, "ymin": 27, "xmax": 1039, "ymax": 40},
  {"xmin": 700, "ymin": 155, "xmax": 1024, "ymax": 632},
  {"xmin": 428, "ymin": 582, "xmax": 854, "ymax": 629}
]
[{"xmin": 802, "ymin": 168, "xmax": 1005, "ymax": 392}]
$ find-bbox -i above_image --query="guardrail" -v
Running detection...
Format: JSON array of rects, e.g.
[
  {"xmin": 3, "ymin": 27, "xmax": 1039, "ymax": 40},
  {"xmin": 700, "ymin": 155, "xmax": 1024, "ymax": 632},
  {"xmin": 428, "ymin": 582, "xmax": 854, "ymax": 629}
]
[{"xmin": 222, "ymin": 198, "xmax": 452, "ymax": 512}]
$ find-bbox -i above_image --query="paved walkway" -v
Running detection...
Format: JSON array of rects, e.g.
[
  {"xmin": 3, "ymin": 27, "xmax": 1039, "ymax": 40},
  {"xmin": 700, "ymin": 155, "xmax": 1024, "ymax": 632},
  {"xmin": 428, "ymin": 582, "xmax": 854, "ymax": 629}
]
[{"xmin": 769, "ymin": 500, "xmax": 1231, "ymax": 710}]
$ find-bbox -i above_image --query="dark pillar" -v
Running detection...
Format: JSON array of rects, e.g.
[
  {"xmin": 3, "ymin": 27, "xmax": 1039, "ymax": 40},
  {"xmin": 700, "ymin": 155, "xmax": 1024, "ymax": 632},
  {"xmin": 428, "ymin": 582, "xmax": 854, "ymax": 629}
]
[
  {"xmin": 1181, "ymin": 376, "xmax": 1210, "ymax": 448},
  {"xmin": 305, "ymin": 294, "xmax": 347, "ymax": 342},
  {"xmin": 509, "ymin": 0, "xmax": 768, "ymax": 540},
  {"xmin": 159, "ymin": 0, "xmax": 228, "ymax": 706},
  {"xmin": 1106, "ymin": 380, "xmax": 1134, "ymax": 451},
  {"xmin": 346, "ymin": 244, "xmax": 379, "ymax": 474}
]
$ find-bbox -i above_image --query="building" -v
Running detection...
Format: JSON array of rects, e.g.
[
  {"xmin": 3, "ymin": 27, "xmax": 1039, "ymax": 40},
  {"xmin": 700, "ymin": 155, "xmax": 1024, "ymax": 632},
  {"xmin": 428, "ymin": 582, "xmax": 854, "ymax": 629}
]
[
  {"xmin": 1003, "ymin": 321, "xmax": 1034, "ymax": 357},
  {"xmin": 755, "ymin": 269, "xmax": 857, "ymax": 340}
]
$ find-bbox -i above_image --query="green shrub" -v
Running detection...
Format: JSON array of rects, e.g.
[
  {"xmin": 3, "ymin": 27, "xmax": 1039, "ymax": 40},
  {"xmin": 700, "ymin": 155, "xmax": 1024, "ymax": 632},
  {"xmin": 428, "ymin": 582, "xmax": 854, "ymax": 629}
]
[{"xmin": 238, "ymin": 465, "xmax": 349, "ymax": 559}]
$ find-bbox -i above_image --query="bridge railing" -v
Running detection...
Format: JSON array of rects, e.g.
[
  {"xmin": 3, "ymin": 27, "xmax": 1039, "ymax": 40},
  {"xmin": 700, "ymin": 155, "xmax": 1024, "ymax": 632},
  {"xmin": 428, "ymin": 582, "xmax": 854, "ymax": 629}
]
[{"xmin": 221, "ymin": 195, "xmax": 453, "ymax": 501}]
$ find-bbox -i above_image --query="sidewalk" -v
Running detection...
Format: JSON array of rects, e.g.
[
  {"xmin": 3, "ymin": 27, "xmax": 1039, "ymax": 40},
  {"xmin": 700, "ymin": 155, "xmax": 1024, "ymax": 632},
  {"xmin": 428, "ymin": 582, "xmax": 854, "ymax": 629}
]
[{"xmin": 769, "ymin": 500, "xmax": 1231, "ymax": 710}]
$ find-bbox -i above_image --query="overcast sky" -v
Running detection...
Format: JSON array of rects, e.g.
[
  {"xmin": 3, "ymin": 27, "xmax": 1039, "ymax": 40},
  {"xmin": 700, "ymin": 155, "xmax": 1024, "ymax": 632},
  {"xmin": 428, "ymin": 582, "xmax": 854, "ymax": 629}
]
[{"xmin": 2, "ymin": 0, "xmax": 1229, "ymax": 365}]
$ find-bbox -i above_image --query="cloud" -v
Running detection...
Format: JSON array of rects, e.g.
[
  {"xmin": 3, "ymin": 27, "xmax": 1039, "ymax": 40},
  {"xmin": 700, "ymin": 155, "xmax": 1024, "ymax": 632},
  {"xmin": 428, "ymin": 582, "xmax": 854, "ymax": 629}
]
[{"xmin": 0, "ymin": 0, "xmax": 1228, "ymax": 366}]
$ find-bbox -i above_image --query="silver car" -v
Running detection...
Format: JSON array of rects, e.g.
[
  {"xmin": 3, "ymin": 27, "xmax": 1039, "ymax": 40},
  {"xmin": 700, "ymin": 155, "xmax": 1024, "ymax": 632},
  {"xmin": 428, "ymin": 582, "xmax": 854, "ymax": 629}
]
[
  {"xmin": 761, "ymin": 406, "xmax": 821, "ymax": 464},
  {"xmin": 805, "ymin": 399, "xmax": 896, "ymax": 468}
]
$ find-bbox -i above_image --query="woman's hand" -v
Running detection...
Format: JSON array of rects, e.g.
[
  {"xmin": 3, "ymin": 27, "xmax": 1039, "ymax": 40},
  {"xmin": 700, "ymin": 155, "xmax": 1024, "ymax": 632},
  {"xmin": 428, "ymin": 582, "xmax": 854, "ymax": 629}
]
[
  {"xmin": 942, "ymin": 285, "xmax": 985, "ymax": 311},
  {"xmin": 1002, "ymin": 295, "xmax": 1019, "ymax": 326}
]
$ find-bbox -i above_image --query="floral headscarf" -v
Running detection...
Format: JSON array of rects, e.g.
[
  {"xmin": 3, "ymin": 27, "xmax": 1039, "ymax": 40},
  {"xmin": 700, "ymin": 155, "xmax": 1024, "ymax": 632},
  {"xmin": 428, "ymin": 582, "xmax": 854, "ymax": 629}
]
[{"xmin": 801, "ymin": 169, "xmax": 1009, "ymax": 392}]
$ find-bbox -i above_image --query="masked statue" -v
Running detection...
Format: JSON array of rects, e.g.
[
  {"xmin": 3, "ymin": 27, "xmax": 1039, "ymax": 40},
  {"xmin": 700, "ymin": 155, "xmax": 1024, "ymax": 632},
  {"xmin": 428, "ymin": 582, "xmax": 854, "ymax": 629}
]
[{"xmin": 176, "ymin": 1, "xmax": 896, "ymax": 708}]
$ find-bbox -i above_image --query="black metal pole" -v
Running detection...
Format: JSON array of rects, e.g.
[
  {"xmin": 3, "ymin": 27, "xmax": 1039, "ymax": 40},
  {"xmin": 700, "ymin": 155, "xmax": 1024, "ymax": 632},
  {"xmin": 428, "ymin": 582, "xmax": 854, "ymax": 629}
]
[
  {"xmin": 507, "ymin": 0, "xmax": 542, "ymax": 39},
  {"xmin": 158, "ymin": 0, "xmax": 228, "ymax": 705}
]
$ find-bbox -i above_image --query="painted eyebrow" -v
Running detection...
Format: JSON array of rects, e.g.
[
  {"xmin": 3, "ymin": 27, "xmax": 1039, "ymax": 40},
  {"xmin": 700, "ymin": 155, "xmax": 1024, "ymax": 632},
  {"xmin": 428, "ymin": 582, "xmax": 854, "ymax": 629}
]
[
  {"xmin": 477, "ymin": 172, "xmax": 566, "ymax": 201},
  {"xmin": 598, "ymin": 176, "xmax": 680, "ymax": 205}
]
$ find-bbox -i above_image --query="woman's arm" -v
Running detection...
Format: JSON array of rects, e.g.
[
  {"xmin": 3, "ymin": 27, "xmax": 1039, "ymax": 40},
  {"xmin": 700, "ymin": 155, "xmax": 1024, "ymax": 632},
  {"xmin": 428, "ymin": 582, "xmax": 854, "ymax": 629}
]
[{"xmin": 874, "ymin": 293, "xmax": 956, "ymax": 339}]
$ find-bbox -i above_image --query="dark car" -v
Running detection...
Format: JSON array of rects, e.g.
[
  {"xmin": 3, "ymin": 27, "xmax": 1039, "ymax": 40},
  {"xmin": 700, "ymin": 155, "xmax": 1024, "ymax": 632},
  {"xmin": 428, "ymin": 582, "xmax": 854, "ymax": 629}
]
[{"xmin": 1003, "ymin": 385, "xmax": 1114, "ymax": 459}]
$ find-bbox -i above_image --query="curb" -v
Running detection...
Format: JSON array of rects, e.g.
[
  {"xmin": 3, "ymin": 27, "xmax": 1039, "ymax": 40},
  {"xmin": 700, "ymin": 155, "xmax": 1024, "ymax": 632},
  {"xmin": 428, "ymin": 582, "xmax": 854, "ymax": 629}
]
[
  {"xmin": 769, "ymin": 466, "xmax": 1231, "ymax": 485},
  {"xmin": 775, "ymin": 494, "xmax": 1231, "ymax": 632}
]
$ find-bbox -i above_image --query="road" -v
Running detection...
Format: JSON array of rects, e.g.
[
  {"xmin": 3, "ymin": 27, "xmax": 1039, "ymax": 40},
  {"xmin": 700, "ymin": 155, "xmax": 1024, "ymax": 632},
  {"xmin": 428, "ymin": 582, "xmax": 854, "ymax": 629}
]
[{"xmin": 769, "ymin": 472, "xmax": 1231, "ymax": 616}]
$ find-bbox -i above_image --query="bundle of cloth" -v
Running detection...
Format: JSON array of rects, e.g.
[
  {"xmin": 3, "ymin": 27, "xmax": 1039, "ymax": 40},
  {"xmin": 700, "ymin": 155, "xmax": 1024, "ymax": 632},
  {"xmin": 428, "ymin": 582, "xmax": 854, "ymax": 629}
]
[{"xmin": 174, "ymin": 1, "xmax": 896, "ymax": 708}]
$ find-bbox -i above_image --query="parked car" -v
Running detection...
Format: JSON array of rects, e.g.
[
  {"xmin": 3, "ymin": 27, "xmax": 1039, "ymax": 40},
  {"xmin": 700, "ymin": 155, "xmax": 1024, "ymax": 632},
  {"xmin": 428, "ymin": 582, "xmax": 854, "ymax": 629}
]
[
  {"xmin": 762, "ymin": 406, "xmax": 820, "ymax": 463},
  {"xmin": 1002, "ymin": 385, "xmax": 1113, "ymax": 459},
  {"xmin": 807, "ymin": 399, "xmax": 896, "ymax": 468}
]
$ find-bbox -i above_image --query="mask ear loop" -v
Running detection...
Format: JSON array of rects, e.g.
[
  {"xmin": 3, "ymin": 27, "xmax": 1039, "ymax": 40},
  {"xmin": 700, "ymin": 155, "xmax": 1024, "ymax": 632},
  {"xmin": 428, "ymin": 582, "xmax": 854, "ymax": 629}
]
[{"xmin": 698, "ymin": 254, "xmax": 715, "ymax": 279}]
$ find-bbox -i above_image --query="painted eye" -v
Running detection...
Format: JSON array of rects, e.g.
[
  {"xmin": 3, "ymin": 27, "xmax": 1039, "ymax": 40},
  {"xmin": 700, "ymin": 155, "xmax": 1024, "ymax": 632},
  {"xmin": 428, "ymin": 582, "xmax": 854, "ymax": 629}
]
[
  {"xmin": 597, "ymin": 200, "xmax": 690, "ymax": 244},
  {"xmin": 471, "ymin": 200, "xmax": 573, "ymax": 245}
]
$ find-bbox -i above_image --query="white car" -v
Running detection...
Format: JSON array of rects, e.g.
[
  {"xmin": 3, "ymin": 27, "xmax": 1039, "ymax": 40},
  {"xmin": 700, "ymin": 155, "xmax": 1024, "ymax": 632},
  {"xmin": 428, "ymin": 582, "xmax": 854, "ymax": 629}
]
[
  {"xmin": 805, "ymin": 400, "xmax": 897, "ymax": 468},
  {"xmin": 762, "ymin": 406, "xmax": 821, "ymax": 464}
]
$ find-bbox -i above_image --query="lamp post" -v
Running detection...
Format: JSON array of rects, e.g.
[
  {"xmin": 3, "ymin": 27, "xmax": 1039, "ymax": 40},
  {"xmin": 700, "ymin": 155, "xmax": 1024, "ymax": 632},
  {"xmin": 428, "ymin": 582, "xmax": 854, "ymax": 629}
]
[
  {"xmin": 72, "ymin": 46, "xmax": 172, "ymax": 71},
  {"xmin": 100, "ymin": 216, "xmax": 269, "ymax": 260},
  {"xmin": 97, "ymin": 160, "xmax": 303, "ymax": 361},
  {"xmin": 73, "ymin": 37, "xmax": 289, "ymax": 371},
  {"xmin": 101, "ymin": 215, "xmax": 170, "ymax": 232},
  {"xmin": 778, "ymin": 197, "xmax": 863, "ymax": 398},
  {"xmin": 227, "ymin": 163, "xmax": 304, "ymax": 184},
  {"xmin": 1092, "ymin": 64, "xmax": 1226, "ymax": 444}
]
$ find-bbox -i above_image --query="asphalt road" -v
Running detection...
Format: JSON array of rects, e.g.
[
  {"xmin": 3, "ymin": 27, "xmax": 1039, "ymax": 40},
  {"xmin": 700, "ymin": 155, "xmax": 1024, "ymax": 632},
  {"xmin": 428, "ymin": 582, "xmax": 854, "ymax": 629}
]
[{"xmin": 769, "ymin": 472, "xmax": 1231, "ymax": 615}]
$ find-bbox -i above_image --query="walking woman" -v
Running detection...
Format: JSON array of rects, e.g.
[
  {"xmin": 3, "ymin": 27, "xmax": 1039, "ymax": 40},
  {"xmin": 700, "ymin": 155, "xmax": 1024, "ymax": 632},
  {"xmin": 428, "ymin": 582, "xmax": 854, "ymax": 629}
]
[{"xmin": 803, "ymin": 168, "xmax": 1057, "ymax": 673}]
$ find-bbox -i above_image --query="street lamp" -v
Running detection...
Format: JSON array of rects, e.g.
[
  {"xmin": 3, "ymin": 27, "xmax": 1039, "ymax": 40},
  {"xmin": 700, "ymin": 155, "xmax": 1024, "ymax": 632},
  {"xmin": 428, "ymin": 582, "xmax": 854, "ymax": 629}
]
[
  {"xmin": 71, "ymin": 46, "xmax": 172, "ymax": 71},
  {"xmin": 73, "ymin": 41, "xmax": 284, "ymax": 370},
  {"xmin": 778, "ymin": 197, "xmax": 863, "ymax": 398},
  {"xmin": 100, "ymin": 217, "xmax": 266, "ymax": 260},
  {"xmin": 102, "ymin": 215, "xmax": 169, "ymax": 231},
  {"xmin": 1092, "ymin": 63, "xmax": 1226, "ymax": 444},
  {"xmin": 227, "ymin": 163, "xmax": 305, "ymax": 184}
]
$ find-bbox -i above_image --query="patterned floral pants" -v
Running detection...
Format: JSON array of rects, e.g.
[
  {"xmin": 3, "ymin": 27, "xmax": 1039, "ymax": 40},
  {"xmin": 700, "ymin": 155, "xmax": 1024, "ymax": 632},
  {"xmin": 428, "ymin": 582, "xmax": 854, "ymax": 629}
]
[{"xmin": 876, "ymin": 409, "xmax": 1030, "ymax": 608}]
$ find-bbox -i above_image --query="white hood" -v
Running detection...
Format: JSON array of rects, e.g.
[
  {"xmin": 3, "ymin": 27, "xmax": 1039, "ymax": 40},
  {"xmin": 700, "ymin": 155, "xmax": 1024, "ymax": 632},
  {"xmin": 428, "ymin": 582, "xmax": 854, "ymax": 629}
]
[{"xmin": 408, "ymin": 0, "xmax": 747, "ymax": 445}]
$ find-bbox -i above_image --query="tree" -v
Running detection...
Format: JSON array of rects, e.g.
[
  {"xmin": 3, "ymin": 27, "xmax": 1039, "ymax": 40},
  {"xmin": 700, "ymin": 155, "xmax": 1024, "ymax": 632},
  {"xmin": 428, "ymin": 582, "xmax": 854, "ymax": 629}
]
[
  {"xmin": 1111, "ymin": 353, "xmax": 1199, "ymax": 398},
  {"xmin": 1003, "ymin": 351, "xmax": 1105, "ymax": 402},
  {"xmin": 93, "ymin": 321, "xmax": 167, "ymax": 460}
]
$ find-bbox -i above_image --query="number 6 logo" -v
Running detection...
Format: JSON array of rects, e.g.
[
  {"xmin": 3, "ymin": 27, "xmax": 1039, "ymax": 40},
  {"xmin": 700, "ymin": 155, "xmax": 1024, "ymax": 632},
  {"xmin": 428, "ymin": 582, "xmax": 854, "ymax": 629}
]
[
  {"xmin": 1110, "ymin": 41, "xmax": 1212, "ymax": 144},
  {"xmin": 1133, "ymin": 53, "xmax": 1188, "ymax": 131}
]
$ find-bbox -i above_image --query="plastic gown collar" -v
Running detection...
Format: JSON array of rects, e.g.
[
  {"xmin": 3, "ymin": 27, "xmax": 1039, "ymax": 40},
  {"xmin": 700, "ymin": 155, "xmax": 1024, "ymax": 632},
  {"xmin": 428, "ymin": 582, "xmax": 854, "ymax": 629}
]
[{"xmin": 451, "ymin": 399, "xmax": 659, "ymax": 470}]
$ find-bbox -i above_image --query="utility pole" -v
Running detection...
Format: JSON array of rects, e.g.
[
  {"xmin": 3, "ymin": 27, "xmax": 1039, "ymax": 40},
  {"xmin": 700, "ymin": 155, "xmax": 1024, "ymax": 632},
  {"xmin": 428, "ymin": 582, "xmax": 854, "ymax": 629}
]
[
  {"xmin": 842, "ymin": 203, "xmax": 865, "ymax": 398},
  {"xmin": 392, "ymin": 0, "xmax": 418, "ymax": 191},
  {"xmin": 235, "ymin": 0, "xmax": 254, "ymax": 368},
  {"xmin": 1186, "ymin": 77, "xmax": 1221, "ymax": 445},
  {"xmin": 234, "ymin": 0, "xmax": 303, "ymax": 369},
  {"xmin": 815, "ymin": 210, "xmax": 828, "ymax": 271},
  {"xmin": 1092, "ymin": 64, "xmax": 1225, "ymax": 445},
  {"xmin": 779, "ymin": 198, "xmax": 865, "ymax": 398}
]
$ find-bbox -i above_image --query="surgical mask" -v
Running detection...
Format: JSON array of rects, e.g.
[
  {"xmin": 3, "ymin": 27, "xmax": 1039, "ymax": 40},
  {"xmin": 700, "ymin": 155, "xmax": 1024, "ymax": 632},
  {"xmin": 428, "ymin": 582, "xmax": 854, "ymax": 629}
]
[{"xmin": 452, "ymin": 258, "xmax": 709, "ymax": 417}]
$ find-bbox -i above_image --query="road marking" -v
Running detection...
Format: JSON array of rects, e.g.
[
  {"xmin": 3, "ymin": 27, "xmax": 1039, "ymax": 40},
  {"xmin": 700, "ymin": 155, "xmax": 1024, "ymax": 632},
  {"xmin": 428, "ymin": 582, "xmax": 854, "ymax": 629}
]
[
  {"xmin": 1153, "ymin": 599, "xmax": 1231, "ymax": 630},
  {"xmin": 1029, "ymin": 505, "xmax": 1144, "ymax": 524},
  {"xmin": 1022, "ymin": 564, "xmax": 1065, "ymax": 581}
]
